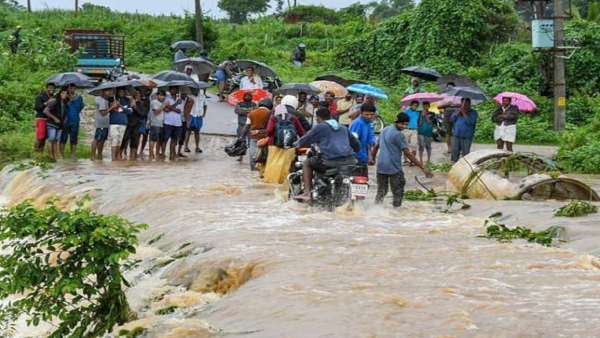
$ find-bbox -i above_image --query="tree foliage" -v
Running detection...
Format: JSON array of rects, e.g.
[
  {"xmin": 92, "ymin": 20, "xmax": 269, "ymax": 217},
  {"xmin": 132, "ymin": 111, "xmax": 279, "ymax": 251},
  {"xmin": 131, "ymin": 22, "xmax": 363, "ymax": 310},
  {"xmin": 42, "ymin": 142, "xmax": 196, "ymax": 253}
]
[
  {"xmin": 0, "ymin": 200, "xmax": 147, "ymax": 337},
  {"xmin": 217, "ymin": 0, "xmax": 270, "ymax": 24}
]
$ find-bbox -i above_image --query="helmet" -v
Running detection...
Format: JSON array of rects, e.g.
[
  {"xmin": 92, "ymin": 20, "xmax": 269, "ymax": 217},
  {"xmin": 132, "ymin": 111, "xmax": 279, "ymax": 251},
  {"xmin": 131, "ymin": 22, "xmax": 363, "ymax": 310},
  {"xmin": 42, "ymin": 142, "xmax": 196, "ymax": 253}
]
[
  {"xmin": 258, "ymin": 98, "xmax": 273, "ymax": 110},
  {"xmin": 225, "ymin": 139, "xmax": 247, "ymax": 157},
  {"xmin": 281, "ymin": 95, "xmax": 298, "ymax": 109},
  {"xmin": 298, "ymin": 43, "xmax": 306, "ymax": 48}
]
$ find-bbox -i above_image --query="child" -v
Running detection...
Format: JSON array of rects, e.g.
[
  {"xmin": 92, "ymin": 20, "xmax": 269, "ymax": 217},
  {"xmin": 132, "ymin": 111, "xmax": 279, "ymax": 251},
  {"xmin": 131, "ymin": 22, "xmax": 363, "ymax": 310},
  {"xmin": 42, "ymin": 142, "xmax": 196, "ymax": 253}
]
[{"xmin": 417, "ymin": 101, "xmax": 434, "ymax": 165}]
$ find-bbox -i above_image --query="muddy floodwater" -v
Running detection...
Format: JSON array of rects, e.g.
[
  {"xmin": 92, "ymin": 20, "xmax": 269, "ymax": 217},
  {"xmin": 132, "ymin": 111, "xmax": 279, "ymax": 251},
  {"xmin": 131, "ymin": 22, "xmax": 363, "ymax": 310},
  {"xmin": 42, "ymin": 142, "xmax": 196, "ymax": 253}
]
[{"xmin": 2, "ymin": 137, "xmax": 600, "ymax": 338}]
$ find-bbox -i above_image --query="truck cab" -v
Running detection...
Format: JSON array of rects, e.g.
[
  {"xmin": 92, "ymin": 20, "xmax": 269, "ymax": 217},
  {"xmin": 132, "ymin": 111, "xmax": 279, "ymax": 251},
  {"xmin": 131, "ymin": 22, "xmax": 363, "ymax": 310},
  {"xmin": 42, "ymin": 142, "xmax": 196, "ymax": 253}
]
[{"xmin": 65, "ymin": 29, "xmax": 125, "ymax": 81}]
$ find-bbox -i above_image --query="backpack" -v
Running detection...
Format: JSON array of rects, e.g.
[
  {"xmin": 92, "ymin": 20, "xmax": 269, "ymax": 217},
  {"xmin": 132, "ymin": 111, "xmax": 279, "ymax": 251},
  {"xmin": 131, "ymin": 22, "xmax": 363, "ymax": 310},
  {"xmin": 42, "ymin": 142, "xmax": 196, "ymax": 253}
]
[{"xmin": 274, "ymin": 114, "xmax": 298, "ymax": 149}]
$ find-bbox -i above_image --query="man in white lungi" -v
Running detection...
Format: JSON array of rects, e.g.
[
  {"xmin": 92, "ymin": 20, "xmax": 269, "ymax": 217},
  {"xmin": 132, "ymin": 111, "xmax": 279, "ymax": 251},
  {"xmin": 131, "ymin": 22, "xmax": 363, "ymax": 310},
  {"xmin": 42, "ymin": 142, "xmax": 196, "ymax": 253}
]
[{"xmin": 493, "ymin": 97, "xmax": 519, "ymax": 152}]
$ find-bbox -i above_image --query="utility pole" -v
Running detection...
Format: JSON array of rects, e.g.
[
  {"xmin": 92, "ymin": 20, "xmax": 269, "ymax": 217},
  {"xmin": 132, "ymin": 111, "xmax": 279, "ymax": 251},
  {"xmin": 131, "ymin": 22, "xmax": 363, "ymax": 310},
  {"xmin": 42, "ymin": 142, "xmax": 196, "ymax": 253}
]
[
  {"xmin": 195, "ymin": 0, "xmax": 204, "ymax": 47},
  {"xmin": 75, "ymin": 0, "xmax": 79, "ymax": 14},
  {"xmin": 27, "ymin": 0, "xmax": 31, "ymax": 12},
  {"xmin": 553, "ymin": 0, "xmax": 566, "ymax": 131}
]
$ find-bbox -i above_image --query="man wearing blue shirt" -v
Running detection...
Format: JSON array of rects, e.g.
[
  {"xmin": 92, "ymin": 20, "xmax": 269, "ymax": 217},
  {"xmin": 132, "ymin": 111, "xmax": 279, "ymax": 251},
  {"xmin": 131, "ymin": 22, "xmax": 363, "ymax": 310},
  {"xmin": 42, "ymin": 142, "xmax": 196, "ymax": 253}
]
[
  {"xmin": 350, "ymin": 103, "xmax": 377, "ymax": 176},
  {"xmin": 450, "ymin": 98, "xmax": 478, "ymax": 162},
  {"xmin": 60, "ymin": 84, "xmax": 84, "ymax": 160},
  {"xmin": 403, "ymin": 100, "xmax": 420, "ymax": 154}
]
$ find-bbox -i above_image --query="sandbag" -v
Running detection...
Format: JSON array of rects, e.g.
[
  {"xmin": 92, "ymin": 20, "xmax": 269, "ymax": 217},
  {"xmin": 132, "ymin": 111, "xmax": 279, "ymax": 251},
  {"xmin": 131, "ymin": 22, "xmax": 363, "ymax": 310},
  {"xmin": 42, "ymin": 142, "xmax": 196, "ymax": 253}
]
[{"xmin": 263, "ymin": 146, "xmax": 296, "ymax": 184}]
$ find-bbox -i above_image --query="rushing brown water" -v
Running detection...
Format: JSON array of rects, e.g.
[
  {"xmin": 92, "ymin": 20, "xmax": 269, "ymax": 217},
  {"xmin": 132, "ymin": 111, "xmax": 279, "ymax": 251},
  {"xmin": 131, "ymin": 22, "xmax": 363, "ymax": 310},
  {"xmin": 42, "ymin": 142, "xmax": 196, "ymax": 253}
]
[{"xmin": 2, "ymin": 136, "xmax": 600, "ymax": 338}]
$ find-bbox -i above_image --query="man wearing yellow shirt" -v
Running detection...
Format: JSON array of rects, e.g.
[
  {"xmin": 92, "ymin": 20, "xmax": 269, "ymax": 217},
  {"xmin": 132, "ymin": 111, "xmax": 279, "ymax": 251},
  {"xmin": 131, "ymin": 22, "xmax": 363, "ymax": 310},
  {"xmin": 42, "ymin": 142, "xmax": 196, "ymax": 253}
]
[{"xmin": 337, "ymin": 93, "xmax": 355, "ymax": 127}]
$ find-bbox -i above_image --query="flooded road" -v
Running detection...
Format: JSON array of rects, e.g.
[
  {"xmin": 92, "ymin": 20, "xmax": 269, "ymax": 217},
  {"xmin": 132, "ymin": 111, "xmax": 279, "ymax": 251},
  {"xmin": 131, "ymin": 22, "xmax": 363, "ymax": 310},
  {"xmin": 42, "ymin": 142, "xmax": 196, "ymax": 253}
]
[{"xmin": 2, "ymin": 136, "xmax": 600, "ymax": 337}]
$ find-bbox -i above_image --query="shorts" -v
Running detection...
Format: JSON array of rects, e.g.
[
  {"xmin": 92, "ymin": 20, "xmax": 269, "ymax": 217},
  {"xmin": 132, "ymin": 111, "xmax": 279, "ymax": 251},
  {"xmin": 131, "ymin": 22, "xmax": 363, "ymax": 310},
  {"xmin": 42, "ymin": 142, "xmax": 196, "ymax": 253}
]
[
  {"xmin": 109, "ymin": 124, "xmax": 127, "ymax": 147},
  {"xmin": 60, "ymin": 123, "xmax": 79, "ymax": 145},
  {"xmin": 402, "ymin": 129, "xmax": 418, "ymax": 147},
  {"xmin": 418, "ymin": 134, "xmax": 433, "ymax": 153},
  {"xmin": 215, "ymin": 68, "xmax": 227, "ymax": 83},
  {"xmin": 35, "ymin": 118, "xmax": 47, "ymax": 141},
  {"xmin": 163, "ymin": 124, "xmax": 182, "ymax": 142},
  {"xmin": 189, "ymin": 116, "xmax": 203, "ymax": 131},
  {"xmin": 138, "ymin": 118, "xmax": 148, "ymax": 134},
  {"xmin": 494, "ymin": 123, "xmax": 517, "ymax": 143},
  {"xmin": 94, "ymin": 128, "xmax": 109, "ymax": 141},
  {"xmin": 46, "ymin": 125, "xmax": 62, "ymax": 142},
  {"xmin": 149, "ymin": 126, "xmax": 163, "ymax": 142}
]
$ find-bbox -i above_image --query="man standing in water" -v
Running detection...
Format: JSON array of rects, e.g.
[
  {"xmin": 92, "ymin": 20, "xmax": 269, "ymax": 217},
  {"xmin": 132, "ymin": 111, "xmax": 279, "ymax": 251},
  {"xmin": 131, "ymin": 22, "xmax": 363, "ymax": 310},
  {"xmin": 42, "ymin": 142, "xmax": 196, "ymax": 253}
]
[
  {"xmin": 372, "ymin": 113, "xmax": 432, "ymax": 207},
  {"xmin": 493, "ymin": 96, "xmax": 519, "ymax": 152},
  {"xmin": 350, "ymin": 103, "xmax": 377, "ymax": 177},
  {"xmin": 450, "ymin": 98, "xmax": 478, "ymax": 162},
  {"xmin": 184, "ymin": 89, "xmax": 207, "ymax": 154},
  {"xmin": 34, "ymin": 83, "xmax": 55, "ymax": 153},
  {"xmin": 60, "ymin": 84, "xmax": 84, "ymax": 160},
  {"xmin": 91, "ymin": 88, "xmax": 114, "ymax": 161},
  {"xmin": 149, "ymin": 91, "xmax": 167, "ymax": 161}
]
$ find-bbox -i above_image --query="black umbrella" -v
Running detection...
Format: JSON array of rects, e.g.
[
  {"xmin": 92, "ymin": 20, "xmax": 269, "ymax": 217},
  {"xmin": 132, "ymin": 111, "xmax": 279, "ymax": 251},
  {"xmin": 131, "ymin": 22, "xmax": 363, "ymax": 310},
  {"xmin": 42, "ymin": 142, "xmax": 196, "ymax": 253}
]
[
  {"xmin": 314, "ymin": 74, "xmax": 365, "ymax": 88},
  {"xmin": 170, "ymin": 40, "xmax": 203, "ymax": 51},
  {"xmin": 401, "ymin": 66, "xmax": 442, "ymax": 81},
  {"xmin": 152, "ymin": 71, "xmax": 195, "ymax": 82},
  {"xmin": 87, "ymin": 81, "xmax": 132, "ymax": 96},
  {"xmin": 441, "ymin": 86, "xmax": 487, "ymax": 104},
  {"xmin": 234, "ymin": 59, "xmax": 278, "ymax": 79},
  {"xmin": 276, "ymin": 83, "xmax": 320, "ymax": 96},
  {"xmin": 174, "ymin": 57, "xmax": 216, "ymax": 75},
  {"xmin": 436, "ymin": 74, "xmax": 477, "ymax": 89},
  {"xmin": 47, "ymin": 72, "xmax": 94, "ymax": 88},
  {"xmin": 159, "ymin": 80, "xmax": 211, "ymax": 90}
]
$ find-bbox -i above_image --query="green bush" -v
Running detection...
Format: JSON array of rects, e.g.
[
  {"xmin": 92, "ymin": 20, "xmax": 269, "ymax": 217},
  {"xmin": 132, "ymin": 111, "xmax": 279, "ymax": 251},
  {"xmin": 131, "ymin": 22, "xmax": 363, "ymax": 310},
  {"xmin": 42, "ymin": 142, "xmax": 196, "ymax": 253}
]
[
  {"xmin": 0, "ymin": 200, "xmax": 147, "ymax": 337},
  {"xmin": 283, "ymin": 5, "xmax": 340, "ymax": 24}
]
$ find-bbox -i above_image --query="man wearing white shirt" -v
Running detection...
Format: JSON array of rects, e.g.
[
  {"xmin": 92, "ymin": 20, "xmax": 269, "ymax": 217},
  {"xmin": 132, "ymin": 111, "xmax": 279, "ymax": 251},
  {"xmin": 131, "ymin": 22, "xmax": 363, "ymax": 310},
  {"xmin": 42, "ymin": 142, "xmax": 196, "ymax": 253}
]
[{"xmin": 239, "ymin": 66, "xmax": 264, "ymax": 90}]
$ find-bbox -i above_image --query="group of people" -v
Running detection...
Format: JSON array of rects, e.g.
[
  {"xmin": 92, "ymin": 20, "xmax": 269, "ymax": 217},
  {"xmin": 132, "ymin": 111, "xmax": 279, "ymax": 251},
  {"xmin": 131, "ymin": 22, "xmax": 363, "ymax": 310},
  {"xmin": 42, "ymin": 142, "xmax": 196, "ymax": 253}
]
[
  {"xmin": 233, "ymin": 87, "xmax": 433, "ymax": 208},
  {"xmin": 91, "ymin": 85, "xmax": 207, "ymax": 162},
  {"xmin": 34, "ymin": 79, "xmax": 207, "ymax": 162},
  {"xmin": 34, "ymin": 83, "xmax": 84, "ymax": 161}
]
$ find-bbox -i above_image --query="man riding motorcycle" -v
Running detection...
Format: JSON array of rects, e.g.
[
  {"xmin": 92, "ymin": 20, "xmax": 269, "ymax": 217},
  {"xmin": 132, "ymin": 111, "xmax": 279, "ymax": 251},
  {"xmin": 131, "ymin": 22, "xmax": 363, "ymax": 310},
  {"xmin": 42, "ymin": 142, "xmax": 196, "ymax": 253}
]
[{"xmin": 293, "ymin": 107, "xmax": 360, "ymax": 201}]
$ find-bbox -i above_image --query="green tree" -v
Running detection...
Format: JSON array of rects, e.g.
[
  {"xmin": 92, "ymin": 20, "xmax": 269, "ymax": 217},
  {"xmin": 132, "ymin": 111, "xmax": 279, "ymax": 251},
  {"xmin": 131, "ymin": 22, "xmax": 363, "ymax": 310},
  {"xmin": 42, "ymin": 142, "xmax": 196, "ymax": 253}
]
[
  {"xmin": 0, "ymin": 200, "xmax": 147, "ymax": 337},
  {"xmin": 217, "ymin": 0, "xmax": 270, "ymax": 23},
  {"xmin": 588, "ymin": 2, "xmax": 600, "ymax": 23},
  {"xmin": 370, "ymin": 0, "xmax": 414, "ymax": 21}
]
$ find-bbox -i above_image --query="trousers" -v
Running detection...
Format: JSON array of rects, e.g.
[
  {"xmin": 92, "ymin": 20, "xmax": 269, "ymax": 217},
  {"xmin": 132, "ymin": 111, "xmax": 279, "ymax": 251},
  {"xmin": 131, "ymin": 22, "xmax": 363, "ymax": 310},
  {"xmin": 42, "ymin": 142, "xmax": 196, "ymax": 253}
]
[
  {"xmin": 451, "ymin": 136, "xmax": 473, "ymax": 162},
  {"xmin": 375, "ymin": 171, "xmax": 406, "ymax": 207}
]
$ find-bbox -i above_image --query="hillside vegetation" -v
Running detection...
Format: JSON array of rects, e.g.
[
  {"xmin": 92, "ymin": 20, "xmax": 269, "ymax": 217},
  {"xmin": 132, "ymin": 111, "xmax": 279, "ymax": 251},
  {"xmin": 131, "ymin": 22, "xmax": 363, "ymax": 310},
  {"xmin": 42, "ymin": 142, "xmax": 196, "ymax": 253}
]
[{"xmin": 1, "ymin": 1, "xmax": 600, "ymax": 172}]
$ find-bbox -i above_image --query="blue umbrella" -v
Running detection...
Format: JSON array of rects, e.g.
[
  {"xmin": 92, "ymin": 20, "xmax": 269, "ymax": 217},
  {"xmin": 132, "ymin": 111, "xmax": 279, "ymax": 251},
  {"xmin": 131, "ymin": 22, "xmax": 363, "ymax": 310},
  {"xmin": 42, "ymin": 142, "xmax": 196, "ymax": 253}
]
[{"xmin": 347, "ymin": 84, "xmax": 389, "ymax": 100}]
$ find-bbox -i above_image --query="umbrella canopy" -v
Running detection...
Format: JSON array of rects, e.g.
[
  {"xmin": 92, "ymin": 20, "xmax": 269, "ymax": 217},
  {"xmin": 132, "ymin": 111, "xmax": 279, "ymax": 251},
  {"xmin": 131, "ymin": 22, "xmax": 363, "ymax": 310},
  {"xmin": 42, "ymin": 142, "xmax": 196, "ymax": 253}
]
[
  {"xmin": 401, "ymin": 66, "xmax": 442, "ymax": 81},
  {"xmin": 227, "ymin": 89, "xmax": 272, "ymax": 106},
  {"xmin": 276, "ymin": 83, "xmax": 320, "ymax": 96},
  {"xmin": 494, "ymin": 92, "xmax": 537, "ymax": 113},
  {"xmin": 234, "ymin": 59, "xmax": 278, "ymax": 79},
  {"xmin": 126, "ymin": 78, "xmax": 167, "ymax": 90},
  {"xmin": 401, "ymin": 92, "xmax": 444, "ymax": 105},
  {"xmin": 174, "ymin": 57, "xmax": 216, "ymax": 75},
  {"xmin": 158, "ymin": 80, "xmax": 211, "ymax": 90},
  {"xmin": 435, "ymin": 94, "xmax": 462, "ymax": 108},
  {"xmin": 47, "ymin": 72, "xmax": 94, "ymax": 88},
  {"xmin": 87, "ymin": 81, "xmax": 132, "ymax": 96},
  {"xmin": 170, "ymin": 40, "xmax": 202, "ymax": 50},
  {"xmin": 314, "ymin": 74, "xmax": 365, "ymax": 87},
  {"xmin": 437, "ymin": 74, "xmax": 477, "ymax": 89},
  {"xmin": 347, "ymin": 83, "xmax": 388, "ymax": 100},
  {"xmin": 309, "ymin": 80, "xmax": 348, "ymax": 97},
  {"xmin": 441, "ymin": 86, "xmax": 487, "ymax": 104},
  {"xmin": 152, "ymin": 71, "xmax": 195, "ymax": 82}
]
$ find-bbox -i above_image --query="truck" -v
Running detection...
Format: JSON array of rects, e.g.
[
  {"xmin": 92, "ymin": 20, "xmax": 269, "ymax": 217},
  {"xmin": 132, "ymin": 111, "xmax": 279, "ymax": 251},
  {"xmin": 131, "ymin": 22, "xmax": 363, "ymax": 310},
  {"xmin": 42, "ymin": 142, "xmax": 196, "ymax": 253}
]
[{"xmin": 64, "ymin": 29, "xmax": 126, "ymax": 81}]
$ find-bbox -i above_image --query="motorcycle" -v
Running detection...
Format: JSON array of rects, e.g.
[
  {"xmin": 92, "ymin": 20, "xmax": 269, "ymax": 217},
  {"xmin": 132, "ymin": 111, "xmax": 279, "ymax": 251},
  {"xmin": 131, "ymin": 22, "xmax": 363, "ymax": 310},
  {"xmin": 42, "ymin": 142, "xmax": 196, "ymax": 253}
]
[{"xmin": 288, "ymin": 148, "xmax": 369, "ymax": 211}]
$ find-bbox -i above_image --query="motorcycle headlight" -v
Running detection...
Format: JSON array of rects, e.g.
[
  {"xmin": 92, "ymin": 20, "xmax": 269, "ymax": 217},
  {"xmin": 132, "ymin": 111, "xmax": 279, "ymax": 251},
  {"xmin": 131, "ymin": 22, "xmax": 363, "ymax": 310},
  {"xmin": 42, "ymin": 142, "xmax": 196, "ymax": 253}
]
[{"xmin": 342, "ymin": 178, "xmax": 351, "ymax": 184}]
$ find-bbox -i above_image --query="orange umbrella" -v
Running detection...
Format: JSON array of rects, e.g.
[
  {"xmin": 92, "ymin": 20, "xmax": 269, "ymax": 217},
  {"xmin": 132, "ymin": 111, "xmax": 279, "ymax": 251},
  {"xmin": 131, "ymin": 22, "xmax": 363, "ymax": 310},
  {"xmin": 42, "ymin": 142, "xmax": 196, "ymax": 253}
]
[
  {"xmin": 310, "ymin": 80, "xmax": 348, "ymax": 98},
  {"xmin": 228, "ymin": 89, "xmax": 272, "ymax": 106}
]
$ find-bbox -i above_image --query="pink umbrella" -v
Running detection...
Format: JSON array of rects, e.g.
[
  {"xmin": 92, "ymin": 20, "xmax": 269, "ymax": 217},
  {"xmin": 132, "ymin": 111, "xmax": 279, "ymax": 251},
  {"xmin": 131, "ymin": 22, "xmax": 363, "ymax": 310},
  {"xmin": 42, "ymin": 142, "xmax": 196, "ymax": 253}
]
[
  {"xmin": 401, "ymin": 92, "xmax": 444, "ymax": 106},
  {"xmin": 436, "ymin": 93, "xmax": 462, "ymax": 108},
  {"xmin": 494, "ymin": 92, "xmax": 537, "ymax": 113}
]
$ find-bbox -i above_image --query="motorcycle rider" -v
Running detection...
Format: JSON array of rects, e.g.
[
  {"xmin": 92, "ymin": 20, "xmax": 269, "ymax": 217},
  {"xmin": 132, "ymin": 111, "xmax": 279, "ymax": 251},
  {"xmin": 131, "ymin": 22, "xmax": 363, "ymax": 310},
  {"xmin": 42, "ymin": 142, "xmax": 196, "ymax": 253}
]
[
  {"xmin": 291, "ymin": 43, "xmax": 306, "ymax": 67},
  {"xmin": 293, "ymin": 107, "xmax": 360, "ymax": 201}
]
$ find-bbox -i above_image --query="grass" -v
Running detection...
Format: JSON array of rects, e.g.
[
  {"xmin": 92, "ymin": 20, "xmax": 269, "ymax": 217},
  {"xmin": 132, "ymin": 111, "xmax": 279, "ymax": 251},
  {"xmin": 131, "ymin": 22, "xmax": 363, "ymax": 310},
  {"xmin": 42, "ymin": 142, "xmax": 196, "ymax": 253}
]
[
  {"xmin": 480, "ymin": 213, "xmax": 564, "ymax": 246},
  {"xmin": 0, "ymin": 127, "xmax": 92, "ymax": 169},
  {"xmin": 554, "ymin": 200, "xmax": 598, "ymax": 217}
]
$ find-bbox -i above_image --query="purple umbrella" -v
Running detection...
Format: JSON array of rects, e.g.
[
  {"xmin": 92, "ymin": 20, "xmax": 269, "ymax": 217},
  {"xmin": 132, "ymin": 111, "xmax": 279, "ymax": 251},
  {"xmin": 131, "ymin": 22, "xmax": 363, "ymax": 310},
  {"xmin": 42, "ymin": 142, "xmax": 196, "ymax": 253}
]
[
  {"xmin": 494, "ymin": 92, "xmax": 537, "ymax": 113},
  {"xmin": 401, "ymin": 92, "xmax": 444, "ymax": 106}
]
